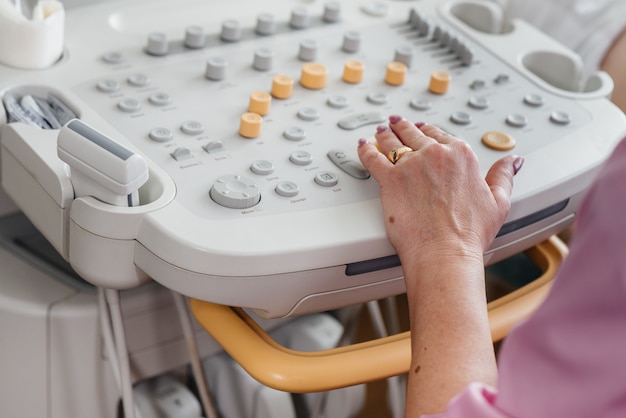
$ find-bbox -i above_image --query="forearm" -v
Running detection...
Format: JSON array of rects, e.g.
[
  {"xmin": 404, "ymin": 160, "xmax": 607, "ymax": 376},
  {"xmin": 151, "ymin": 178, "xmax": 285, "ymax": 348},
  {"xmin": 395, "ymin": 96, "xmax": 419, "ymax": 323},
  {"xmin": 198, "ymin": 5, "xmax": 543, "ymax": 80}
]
[{"xmin": 402, "ymin": 253, "xmax": 497, "ymax": 417}]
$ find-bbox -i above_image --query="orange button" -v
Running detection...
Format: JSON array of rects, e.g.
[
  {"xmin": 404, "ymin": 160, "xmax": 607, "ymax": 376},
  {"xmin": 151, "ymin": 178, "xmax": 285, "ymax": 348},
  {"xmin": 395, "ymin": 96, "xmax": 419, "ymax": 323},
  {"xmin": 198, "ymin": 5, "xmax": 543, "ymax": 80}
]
[
  {"xmin": 343, "ymin": 60, "xmax": 364, "ymax": 84},
  {"xmin": 300, "ymin": 62, "xmax": 327, "ymax": 90},
  {"xmin": 385, "ymin": 61, "xmax": 407, "ymax": 86},
  {"xmin": 429, "ymin": 70, "xmax": 451, "ymax": 94},
  {"xmin": 248, "ymin": 91, "xmax": 271, "ymax": 115},
  {"xmin": 239, "ymin": 112, "xmax": 262, "ymax": 138},
  {"xmin": 271, "ymin": 75, "xmax": 294, "ymax": 99}
]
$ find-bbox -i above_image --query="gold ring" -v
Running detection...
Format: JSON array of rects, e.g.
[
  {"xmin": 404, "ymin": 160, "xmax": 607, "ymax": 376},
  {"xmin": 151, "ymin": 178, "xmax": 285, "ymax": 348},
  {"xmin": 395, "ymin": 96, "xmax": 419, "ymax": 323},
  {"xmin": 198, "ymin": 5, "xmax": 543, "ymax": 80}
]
[{"xmin": 388, "ymin": 146, "xmax": 413, "ymax": 164}]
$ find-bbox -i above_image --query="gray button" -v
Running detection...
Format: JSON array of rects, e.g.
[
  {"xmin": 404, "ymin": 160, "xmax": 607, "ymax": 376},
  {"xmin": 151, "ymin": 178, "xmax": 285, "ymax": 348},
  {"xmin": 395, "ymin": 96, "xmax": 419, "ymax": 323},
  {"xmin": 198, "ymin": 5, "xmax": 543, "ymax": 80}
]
[
  {"xmin": 342, "ymin": 31, "xmax": 361, "ymax": 53},
  {"xmin": 205, "ymin": 57, "xmax": 227, "ymax": 81},
  {"xmin": 290, "ymin": 150, "xmax": 313, "ymax": 166},
  {"xmin": 184, "ymin": 25, "xmax": 205, "ymax": 49},
  {"xmin": 149, "ymin": 92, "xmax": 172, "ymax": 106},
  {"xmin": 337, "ymin": 112, "xmax": 386, "ymax": 130},
  {"xmin": 170, "ymin": 147, "xmax": 192, "ymax": 161},
  {"xmin": 327, "ymin": 95, "xmax": 349, "ymax": 109},
  {"xmin": 220, "ymin": 20, "xmax": 241, "ymax": 42},
  {"xmin": 283, "ymin": 127, "xmax": 307, "ymax": 141},
  {"xmin": 494, "ymin": 74, "xmax": 510, "ymax": 84},
  {"xmin": 181, "ymin": 120, "xmax": 204, "ymax": 135},
  {"xmin": 367, "ymin": 92, "xmax": 388, "ymax": 105},
  {"xmin": 298, "ymin": 40, "xmax": 318, "ymax": 62},
  {"xmin": 468, "ymin": 97, "xmax": 489, "ymax": 110},
  {"xmin": 250, "ymin": 160, "xmax": 274, "ymax": 175},
  {"xmin": 410, "ymin": 9, "xmax": 423, "ymax": 29},
  {"xmin": 128, "ymin": 74, "xmax": 151, "ymax": 87},
  {"xmin": 102, "ymin": 51, "xmax": 124, "ymax": 64},
  {"xmin": 550, "ymin": 111, "xmax": 571, "ymax": 125},
  {"xmin": 97, "ymin": 79, "xmax": 120, "ymax": 93},
  {"xmin": 394, "ymin": 46, "xmax": 414, "ymax": 68},
  {"xmin": 417, "ymin": 18, "xmax": 431, "ymax": 36},
  {"xmin": 323, "ymin": 2, "xmax": 341, "ymax": 23},
  {"xmin": 327, "ymin": 149, "xmax": 370, "ymax": 179},
  {"xmin": 210, "ymin": 175, "xmax": 261, "ymax": 209},
  {"xmin": 117, "ymin": 98, "xmax": 142, "ymax": 113},
  {"xmin": 275, "ymin": 181, "xmax": 300, "ymax": 197},
  {"xmin": 524, "ymin": 93, "xmax": 545, "ymax": 107},
  {"xmin": 203, "ymin": 141, "xmax": 225, "ymax": 154},
  {"xmin": 146, "ymin": 32, "xmax": 169, "ymax": 56},
  {"xmin": 253, "ymin": 48, "xmax": 274, "ymax": 71},
  {"xmin": 459, "ymin": 45, "xmax": 474, "ymax": 66},
  {"xmin": 256, "ymin": 13, "xmax": 276, "ymax": 36},
  {"xmin": 149, "ymin": 127, "xmax": 173, "ymax": 142},
  {"xmin": 315, "ymin": 171, "xmax": 339, "ymax": 187},
  {"xmin": 361, "ymin": 2, "xmax": 388, "ymax": 17},
  {"xmin": 506, "ymin": 113, "xmax": 528, "ymax": 127},
  {"xmin": 470, "ymin": 80, "xmax": 486, "ymax": 90},
  {"xmin": 410, "ymin": 98, "xmax": 432, "ymax": 111},
  {"xmin": 290, "ymin": 7, "xmax": 310, "ymax": 29},
  {"xmin": 297, "ymin": 107, "xmax": 320, "ymax": 121},
  {"xmin": 450, "ymin": 111, "xmax": 472, "ymax": 125}
]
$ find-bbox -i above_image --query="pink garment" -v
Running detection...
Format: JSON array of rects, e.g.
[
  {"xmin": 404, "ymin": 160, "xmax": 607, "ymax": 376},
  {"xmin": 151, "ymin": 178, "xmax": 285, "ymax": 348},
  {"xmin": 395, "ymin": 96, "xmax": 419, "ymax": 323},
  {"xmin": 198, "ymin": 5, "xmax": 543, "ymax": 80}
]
[{"xmin": 427, "ymin": 136, "xmax": 626, "ymax": 418}]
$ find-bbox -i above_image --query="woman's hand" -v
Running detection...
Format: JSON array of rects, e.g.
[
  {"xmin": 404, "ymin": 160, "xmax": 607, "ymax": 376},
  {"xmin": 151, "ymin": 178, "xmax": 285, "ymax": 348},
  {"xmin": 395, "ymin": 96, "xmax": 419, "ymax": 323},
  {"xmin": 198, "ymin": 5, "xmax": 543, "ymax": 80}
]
[{"xmin": 357, "ymin": 116, "xmax": 523, "ymax": 267}]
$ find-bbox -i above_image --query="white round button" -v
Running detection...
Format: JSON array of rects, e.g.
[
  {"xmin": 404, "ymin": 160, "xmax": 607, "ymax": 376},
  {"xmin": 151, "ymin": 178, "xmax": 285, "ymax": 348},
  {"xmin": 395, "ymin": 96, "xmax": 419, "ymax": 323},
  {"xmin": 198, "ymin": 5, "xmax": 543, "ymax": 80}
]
[{"xmin": 210, "ymin": 175, "xmax": 261, "ymax": 209}]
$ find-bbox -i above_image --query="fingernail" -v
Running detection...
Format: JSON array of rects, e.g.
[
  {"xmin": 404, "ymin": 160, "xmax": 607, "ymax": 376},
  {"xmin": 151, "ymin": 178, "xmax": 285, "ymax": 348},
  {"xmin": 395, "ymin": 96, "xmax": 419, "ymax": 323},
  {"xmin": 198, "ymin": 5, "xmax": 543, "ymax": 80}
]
[
  {"xmin": 358, "ymin": 138, "xmax": 368, "ymax": 147},
  {"xmin": 415, "ymin": 122, "xmax": 426, "ymax": 128},
  {"xmin": 376, "ymin": 125, "xmax": 390, "ymax": 134},
  {"xmin": 389, "ymin": 115, "xmax": 403, "ymax": 124},
  {"xmin": 513, "ymin": 156, "xmax": 525, "ymax": 175}
]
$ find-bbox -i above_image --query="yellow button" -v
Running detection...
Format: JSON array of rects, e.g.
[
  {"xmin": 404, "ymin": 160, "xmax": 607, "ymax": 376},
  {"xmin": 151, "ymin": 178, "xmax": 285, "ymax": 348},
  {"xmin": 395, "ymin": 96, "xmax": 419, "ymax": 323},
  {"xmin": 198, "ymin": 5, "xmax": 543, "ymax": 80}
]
[
  {"xmin": 271, "ymin": 75, "xmax": 294, "ymax": 99},
  {"xmin": 429, "ymin": 70, "xmax": 451, "ymax": 94},
  {"xmin": 343, "ymin": 60, "xmax": 364, "ymax": 84},
  {"xmin": 248, "ymin": 91, "xmax": 271, "ymax": 116},
  {"xmin": 300, "ymin": 62, "xmax": 327, "ymax": 90},
  {"xmin": 481, "ymin": 131, "xmax": 516, "ymax": 151},
  {"xmin": 385, "ymin": 61, "xmax": 407, "ymax": 86},
  {"xmin": 239, "ymin": 112, "xmax": 262, "ymax": 138}
]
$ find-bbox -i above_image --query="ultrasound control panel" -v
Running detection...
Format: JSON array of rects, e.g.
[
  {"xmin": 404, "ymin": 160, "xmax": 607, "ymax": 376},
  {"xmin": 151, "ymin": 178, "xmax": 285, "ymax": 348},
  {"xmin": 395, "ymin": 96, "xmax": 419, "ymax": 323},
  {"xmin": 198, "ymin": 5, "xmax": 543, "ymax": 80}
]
[{"xmin": 1, "ymin": 0, "xmax": 625, "ymax": 318}]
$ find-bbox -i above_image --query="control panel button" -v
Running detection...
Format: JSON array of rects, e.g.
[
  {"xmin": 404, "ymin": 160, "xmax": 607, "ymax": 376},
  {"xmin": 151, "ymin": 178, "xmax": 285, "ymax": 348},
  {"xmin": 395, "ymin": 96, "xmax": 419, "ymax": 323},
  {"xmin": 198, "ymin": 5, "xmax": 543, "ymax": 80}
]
[
  {"xmin": 481, "ymin": 131, "xmax": 516, "ymax": 151},
  {"xmin": 220, "ymin": 20, "xmax": 242, "ymax": 42},
  {"xmin": 170, "ymin": 147, "xmax": 192, "ymax": 161},
  {"xmin": 128, "ymin": 74, "xmax": 151, "ymax": 87},
  {"xmin": 550, "ymin": 111, "xmax": 571, "ymax": 125},
  {"xmin": 367, "ymin": 92, "xmax": 388, "ymax": 105},
  {"xmin": 117, "ymin": 98, "xmax": 142, "ymax": 113},
  {"xmin": 149, "ymin": 92, "xmax": 172, "ymax": 106},
  {"xmin": 102, "ymin": 51, "xmax": 124, "ymax": 64},
  {"xmin": 271, "ymin": 75, "xmax": 294, "ymax": 99},
  {"xmin": 149, "ymin": 127, "xmax": 173, "ymax": 143},
  {"xmin": 385, "ymin": 61, "xmax": 407, "ymax": 86},
  {"xmin": 275, "ymin": 181, "xmax": 300, "ymax": 197},
  {"xmin": 253, "ymin": 48, "xmax": 274, "ymax": 71},
  {"xmin": 283, "ymin": 127, "xmax": 307, "ymax": 141},
  {"xmin": 203, "ymin": 141, "xmax": 225, "ymax": 154},
  {"xmin": 290, "ymin": 7, "xmax": 310, "ymax": 29},
  {"xmin": 315, "ymin": 171, "xmax": 339, "ymax": 187},
  {"xmin": 289, "ymin": 150, "xmax": 313, "ymax": 166},
  {"xmin": 180, "ymin": 120, "xmax": 204, "ymax": 135},
  {"xmin": 410, "ymin": 98, "xmax": 432, "ymax": 111},
  {"xmin": 297, "ymin": 107, "xmax": 320, "ymax": 121},
  {"xmin": 146, "ymin": 32, "xmax": 169, "ymax": 56},
  {"xmin": 429, "ymin": 70, "xmax": 451, "ymax": 94},
  {"xmin": 450, "ymin": 111, "xmax": 472, "ymax": 125},
  {"xmin": 361, "ymin": 2, "xmax": 388, "ymax": 17},
  {"xmin": 210, "ymin": 175, "xmax": 261, "ymax": 209},
  {"xmin": 342, "ymin": 31, "xmax": 361, "ymax": 53},
  {"xmin": 337, "ymin": 112, "xmax": 386, "ymax": 130},
  {"xmin": 256, "ymin": 13, "xmax": 276, "ymax": 36},
  {"xmin": 468, "ymin": 96, "xmax": 489, "ymax": 110},
  {"xmin": 184, "ymin": 25, "xmax": 205, "ymax": 49},
  {"xmin": 327, "ymin": 150, "xmax": 370, "ymax": 179},
  {"xmin": 327, "ymin": 95, "xmax": 350, "ymax": 109},
  {"xmin": 300, "ymin": 63, "xmax": 327, "ymax": 90},
  {"xmin": 97, "ymin": 79, "xmax": 120, "ymax": 93},
  {"xmin": 298, "ymin": 40, "xmax": 319, "ymax": 62},
  {"xmin": 524, "ymin": 93, "xmax": 545, "ymax": 107},
  {"xmin": 342, "ymin": 60, "xmax": 364, "ymax": 84},
  {"xmin": 205, "ymin": 57, "xmax": 227, "ymax": 81},
  {"xmin": 323, "ymin": 2, "xmax": 341, "ymax": 23},
  {"xmin": 239, "ymin": 113, "xmax": 263, "ymax": 138},
  {"xmin": 506, "ymin": 113, "xmax": 528, "ymax": 128},
  {"xmin": 248, "ymin": 91, "xmax": 272, "ymax": 116},
  {"xmin": 250, "ymin": 160, "xmax": 275, "ymax": 175},
  {"xmin": 394, "ymin": 46, "xmax": 414, "ymax": 68}
]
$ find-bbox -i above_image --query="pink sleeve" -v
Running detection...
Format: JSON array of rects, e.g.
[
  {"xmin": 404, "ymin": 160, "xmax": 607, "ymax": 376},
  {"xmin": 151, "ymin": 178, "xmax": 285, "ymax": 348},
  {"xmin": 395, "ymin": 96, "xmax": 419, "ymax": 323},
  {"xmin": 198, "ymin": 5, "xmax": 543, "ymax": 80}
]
[{"xmin": 422, "ymin": 383, "xmax": 511, "ymax": 418}]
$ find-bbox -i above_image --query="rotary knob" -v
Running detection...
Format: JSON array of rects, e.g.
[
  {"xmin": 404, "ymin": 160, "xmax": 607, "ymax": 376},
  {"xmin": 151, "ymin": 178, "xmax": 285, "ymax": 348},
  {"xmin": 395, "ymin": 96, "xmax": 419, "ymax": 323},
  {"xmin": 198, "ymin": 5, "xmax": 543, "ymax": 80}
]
[{"xmin": 210, "ymin": 175, "xmax": 261, "ymax": 209}]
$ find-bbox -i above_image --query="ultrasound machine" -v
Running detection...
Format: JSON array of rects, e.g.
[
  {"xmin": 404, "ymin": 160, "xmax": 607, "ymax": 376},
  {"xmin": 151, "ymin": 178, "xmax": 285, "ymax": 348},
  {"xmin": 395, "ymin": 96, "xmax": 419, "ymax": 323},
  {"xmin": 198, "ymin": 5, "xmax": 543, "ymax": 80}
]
[{"xmin": 1, "ymin": 0, "xmax": 624, "ymax": 417}]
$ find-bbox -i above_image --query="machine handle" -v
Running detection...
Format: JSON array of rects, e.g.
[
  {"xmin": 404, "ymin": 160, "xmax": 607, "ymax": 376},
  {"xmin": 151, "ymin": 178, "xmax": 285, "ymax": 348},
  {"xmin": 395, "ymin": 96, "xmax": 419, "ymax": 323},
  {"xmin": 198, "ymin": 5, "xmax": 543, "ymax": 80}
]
[{"xmin": 190, "ymin": 235, "xmax": 568, "ymax": 393}]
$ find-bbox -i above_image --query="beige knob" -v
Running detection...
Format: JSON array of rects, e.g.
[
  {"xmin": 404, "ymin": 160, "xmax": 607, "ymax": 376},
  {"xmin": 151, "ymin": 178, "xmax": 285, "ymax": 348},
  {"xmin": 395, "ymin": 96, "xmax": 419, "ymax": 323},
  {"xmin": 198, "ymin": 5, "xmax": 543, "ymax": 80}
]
[
  {"xmin": 300, "ymin": 62, "xmax": 327, "ymax": 90},
  {"xmin": 385, "ymin": 61, "xmax": 407, "ymax": 86},
  {"xmin": 271, "ymin": 75, "xmax": 294, "ymax": 99},
  {"xmin": 239, "ymin": 112, "xmax": 262, "ymax": 138},
  {"xmin": 429, "ymin": 70, "xmax": 451, "ymax": 94},
  {"xmin": 248, "ymin": 91, "xmax": 272, "ymax": 116},
  {"xmin": 343, "ymin": 60, "xmax": 364, "ymax": 84}
]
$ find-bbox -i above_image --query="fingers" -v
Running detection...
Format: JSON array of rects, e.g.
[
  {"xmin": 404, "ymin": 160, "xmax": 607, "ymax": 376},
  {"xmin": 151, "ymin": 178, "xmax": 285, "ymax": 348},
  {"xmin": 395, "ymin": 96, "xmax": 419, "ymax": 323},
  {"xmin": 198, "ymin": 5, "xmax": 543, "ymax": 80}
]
[{"xmin": 485, "ymin": 155, "xmax": 525, "ymax": 213}]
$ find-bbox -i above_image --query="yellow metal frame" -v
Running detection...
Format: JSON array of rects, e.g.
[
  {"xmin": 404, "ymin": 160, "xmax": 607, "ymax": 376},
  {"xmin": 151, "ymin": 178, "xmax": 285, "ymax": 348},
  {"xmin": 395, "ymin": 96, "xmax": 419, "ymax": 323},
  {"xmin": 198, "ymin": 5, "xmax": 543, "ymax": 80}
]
[{"xmin": 190, "ymin": 235, "xmax": 568, "ymax": 393}]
